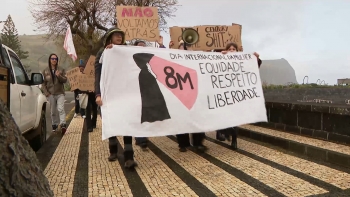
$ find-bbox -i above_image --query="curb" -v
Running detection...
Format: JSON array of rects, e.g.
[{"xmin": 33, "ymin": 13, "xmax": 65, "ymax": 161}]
[
  {"xmin": 236, "ymin": 127, "xmax": 350, "ymax": 168},
  {"xmin": 65, "ymin": 107, "xmax": 76, "ymax": 127},
  {"xmin": 254, "ymin": 122, "xmax": 350, "ymax": 146}
]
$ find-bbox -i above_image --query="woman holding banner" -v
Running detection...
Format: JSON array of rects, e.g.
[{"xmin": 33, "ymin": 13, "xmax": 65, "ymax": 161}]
[
  {"xmin": 218, "ymin": 42, "xmax": 262, "ymax": 149},
  {"xmin": 175, "ymin": 40, "xmax": 207, "ymax": 153},
  {"xmin": 133, "ymin": 37, "xmax": 166, "ymax": 150},
  {"xmin": 95, "ymin": 27, "xmax": 137, "ymax": 169}
]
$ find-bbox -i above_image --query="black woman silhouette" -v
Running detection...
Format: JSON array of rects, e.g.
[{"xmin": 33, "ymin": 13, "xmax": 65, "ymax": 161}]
[{"xmin": 133, "ymin": 53, "xmax": 171, "ymax": 123}]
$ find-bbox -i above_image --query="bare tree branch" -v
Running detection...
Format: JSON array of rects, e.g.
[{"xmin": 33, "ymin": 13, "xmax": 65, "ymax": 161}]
[{"xmin": 28, "ymin": 0, "xmax": 179, "ymax": 56}]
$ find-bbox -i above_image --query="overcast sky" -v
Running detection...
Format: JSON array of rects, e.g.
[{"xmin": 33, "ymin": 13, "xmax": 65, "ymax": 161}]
[{"xmin": 1, "ymin": 0, "xmax": 349, "ymax": 84}]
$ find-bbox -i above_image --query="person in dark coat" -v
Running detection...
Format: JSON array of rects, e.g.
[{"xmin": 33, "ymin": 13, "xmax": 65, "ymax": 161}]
[
  {"xmin": 73, "ymin": 62, "xmax": 86, "ymax": 118},
  {"xmin": 78, "ymin": 60, "xmax": 97, "ymax": 132},
  {"xmin": 133, "ymin": 38, "xmax": 166, "ymax": 150},
  {"xmin": 94, "ymin": 27, "xmax": 137, "ymax": 169},
  {"xmin": 175, "ymin": 40, "xmax": 207, "ymax": 152}
]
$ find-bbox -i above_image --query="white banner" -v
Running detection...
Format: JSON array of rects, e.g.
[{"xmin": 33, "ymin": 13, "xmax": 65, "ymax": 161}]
[{"xmin": 100, "ymin": 46, "xmax": 267, "ymax": 140}]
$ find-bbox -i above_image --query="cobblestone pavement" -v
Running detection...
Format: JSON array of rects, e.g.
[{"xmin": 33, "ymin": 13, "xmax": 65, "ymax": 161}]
[{"xmin": 39, "ymin": 117, "xmax": 350, "ymax": 197}]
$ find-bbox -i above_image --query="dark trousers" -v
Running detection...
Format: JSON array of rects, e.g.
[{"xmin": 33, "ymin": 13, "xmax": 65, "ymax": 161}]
[
  {"xmin": 192, "ymin": 133, "xmax": 206, "ymax": 146},
  {"xmin": 85, "ymin": 92, "xmax": 97, "ymax": 129},
  {"xmin": 74, "ymin": 90, "xmax": 85, "ymax": 115},
  {"xmin": 176, "ymin": 133, "xmax": 205, "ymax": 148},
  {"xmin": 218, "ymin": 127, "xmax": 237, "ymax": 141},
  {"xmin": 135, "ymin": 137, "xmax": 148, "ymax": 145},
  {"xmin": 176, "ymin": 133, "xmax": 191, "ymax": 148},
  {"xmin": 109, "ymin": 136, "xmax": 134, "ymax": 160},
  {"xmin": 74, "ymin": 90, "xmax": 80, "ymax": 113}
]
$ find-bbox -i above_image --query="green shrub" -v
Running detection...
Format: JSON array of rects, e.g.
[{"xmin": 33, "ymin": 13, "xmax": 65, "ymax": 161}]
[{"xmin": 262, "ymin": 83, "xmax": 350, "ymax": 90}]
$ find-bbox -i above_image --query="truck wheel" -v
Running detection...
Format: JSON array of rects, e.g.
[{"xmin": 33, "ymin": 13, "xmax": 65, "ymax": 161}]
[{"xmin": 34, "ymin": 110, "xmax": 47, "ymax": 148}]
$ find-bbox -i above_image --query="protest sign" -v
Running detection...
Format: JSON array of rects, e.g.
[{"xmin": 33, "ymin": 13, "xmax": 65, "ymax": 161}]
[
  {"xmin": 99, "ymin": 46, "xmax": 267, "ymax": 139},
  {"xmin": 83, "ymin": 55, "xmax": 96, "ymax": 76},
  {"xmin": 116, "ymin": 6, "xmax": 160, "ymax": 41},
  {"xmin": 66, "ymin": 67, "xmax": 94, "ymax": 91},
  {"xmin": 66, "ymin": 67, "xmax": 81, "ymax": 90},
  {"xmin": 169, "ymin": 24, "xmax": 242, "ymax": 51},
  {"xmin": 79, "ymin": 74, "xmax": 94, "ymax": 91}
]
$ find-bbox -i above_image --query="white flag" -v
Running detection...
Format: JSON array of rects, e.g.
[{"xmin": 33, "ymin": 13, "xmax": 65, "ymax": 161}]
[{"xmin": 63, "ymin": 25, "xmax": 77, "ymax": 61}]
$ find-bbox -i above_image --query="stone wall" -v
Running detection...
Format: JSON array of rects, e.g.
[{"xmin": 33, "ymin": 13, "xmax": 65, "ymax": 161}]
[
  {"xmin": 263, "ymin": 87, "xmax": 350, "ymax": 105},
  {"xmin": 256, "ymin": 101, "xmax": 350, "ymax": 145}
]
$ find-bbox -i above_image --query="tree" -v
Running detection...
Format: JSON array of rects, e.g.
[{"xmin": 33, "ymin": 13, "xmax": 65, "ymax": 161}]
[
  {"xmin": 1, "ymin": 15, "xmax": 29, "ymax": 60},
  {"xmin": 29, "ymin": 0, "xmax": 179, "ymax": 56},
  {"xmin": 0, "ymin": 99, "xmax": 54, "ymax": 196},
  {"xmin": 1, "ymin": 15, "xmax": 31, "ymax": 73}
]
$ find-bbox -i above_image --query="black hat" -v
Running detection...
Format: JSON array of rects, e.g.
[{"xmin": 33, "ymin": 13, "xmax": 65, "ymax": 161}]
[{"xmin": 104, "ymin": 27, "xmax": 126, "ymax": 47}]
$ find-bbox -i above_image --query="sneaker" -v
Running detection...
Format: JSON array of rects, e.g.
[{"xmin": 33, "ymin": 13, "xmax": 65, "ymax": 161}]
[
  {"xmin": 74, "ymin": 113, "xmax": 78, "ymax": 118},
  {"xmin": 52, "ymin": 125, "xmax": 58, "ymax": 132},
  {"xmin": 179, "ymin": 147, "xmax": 187, "ymax": 152},
  {"xmin": 87, "ymin": 127, "xmax": 93, "ymax": 132},
  {"xmin": 61, "ymin": 124, "xmax": 67, "ymax": 135},
  {"xmin": 82, "ymin": 115, "xmax": 86, "ymax": 119}
]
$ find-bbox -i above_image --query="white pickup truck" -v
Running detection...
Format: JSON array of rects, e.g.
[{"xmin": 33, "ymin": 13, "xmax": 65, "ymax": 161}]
[{"xmin": 0, "ymin": 39, "xmax": 50, "ymax": 150}]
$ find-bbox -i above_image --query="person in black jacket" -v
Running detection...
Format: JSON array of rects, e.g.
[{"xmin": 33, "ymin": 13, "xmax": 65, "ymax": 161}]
[
  {"xmin": 176, "ymin": 40, "xmax": 207, "ymax": 153},
  {"xmin": 94, "ymin": 27, "xmax": 137, "ymax": 169},
  {"xmin": 133, "ymin": 38, "xmax": 166, "ymax": 150},
  {"xmin": 78, "ymin": 60, "xmax": 98, "ymax": 132},
  {"xmin": 73, "ymin": 63, "xmax": 86, "ymax": 118}
]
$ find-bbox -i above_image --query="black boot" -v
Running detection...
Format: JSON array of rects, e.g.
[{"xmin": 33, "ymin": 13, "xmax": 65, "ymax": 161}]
[
  {"xmin": 179, "ymin": 147, "xmax": 187, "ymax": 152},
  {"xmin": 140, "ymin": 142, "xmax": 148, "ymax": 151},
  {"xmin": 108, "ymin": 144, "xmax": 119, "ymax": 162},
  {"xmin": 231, "ymin": 138, "xmax": 237, "ymax": 150},
  {"xmin": 216, "ymin": 131, "xmax": 225, "ymax": 141},
  {"xmin": 124, "ymin": 150, "xmax": 137, "ymax": 169},
  {"xmin": 196, "ymin": 145, "xmax": 208, "ymax": 152},
  {"xmin": 231, "ymin": 128, "xmax": 238, "ymax": 150}
]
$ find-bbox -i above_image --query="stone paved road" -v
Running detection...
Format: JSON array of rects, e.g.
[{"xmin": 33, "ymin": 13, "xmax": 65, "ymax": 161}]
[{"xmin": 37, "ymin": 117, "xmax": 350, "ymax": 197}]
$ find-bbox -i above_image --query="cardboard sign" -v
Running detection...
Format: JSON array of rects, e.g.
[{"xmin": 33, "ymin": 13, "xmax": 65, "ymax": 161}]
[
  {"xmin": 169, "ymin": 24, "xmax": 242, "ymax": 51},
  {"xmin": 66, "ymin": 67, "xmax": 94, "ymax": 91},
  {"xmin": 99, "ymin": 46, "xmax": 267, "ymax": 139},
  {"xmin": 79, "ymin": 74, "xmax": 95, "ymax": 91},
  {"xmin": 116, "ymin": 6, "xmax": 160, "ymax": 41},
  {"xmin": 66, "ymin": 67, "xmax": 81, "ymax": 90},
  {"xmin": 83, "ymin": 55, "xmax": 96, "ymax": 76}
]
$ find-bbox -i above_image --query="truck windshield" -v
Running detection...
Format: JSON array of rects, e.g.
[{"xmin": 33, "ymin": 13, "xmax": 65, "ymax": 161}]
[{"xmin": 1, "ymin": 47, "xmax": 11, "ymax": 68}]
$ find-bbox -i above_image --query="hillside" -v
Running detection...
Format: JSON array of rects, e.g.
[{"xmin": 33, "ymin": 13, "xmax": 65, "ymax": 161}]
[
  {"xmin": 18, "ymin": 34, "xmax": 73, "ymax": 73},
  {"xmin": 259, "ymin": 58, "xmax": 298, "ymax": 85}
]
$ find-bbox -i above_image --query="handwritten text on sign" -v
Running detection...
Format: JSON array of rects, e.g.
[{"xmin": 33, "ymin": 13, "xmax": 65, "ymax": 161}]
[
  {"xmin": 99, "ymin": 46, "xmax": 267, "ymax": 139},
  {"xmin": 83, "ymin": 55, "xmax": 96, "ymax": 76},
  {"xmin": 170, "ymin": 25, "xmax": 242, "ymax": 51},
  {"xmin": 116, "ymin": 6, "xmax": 160, "ymax": 41},
  {"xmin": 66, "ymin": 67, "xmax": 81, "ymax": 90},
  {"xmin": 66, "ymin": 67, "xmax": 94, "ymax": 91}
]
